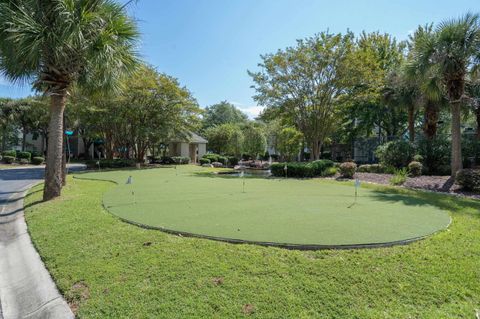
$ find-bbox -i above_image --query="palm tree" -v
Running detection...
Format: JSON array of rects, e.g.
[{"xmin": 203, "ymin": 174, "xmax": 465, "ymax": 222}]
[
  {"xmin": 412, "ymin": 13, "xmax": 480, "ymax": 176},
  {"xmin": 0, "ymin": 0, "xmax": 139, "ymax": 200},
  {"xmin": 406, "ymin": 25, "xmax": 447, "ymax": 141}
]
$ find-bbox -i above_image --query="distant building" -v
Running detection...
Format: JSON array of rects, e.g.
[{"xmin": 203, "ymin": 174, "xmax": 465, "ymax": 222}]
[
  {"xmin": 166, "ymin": 132, "xmax": 208, "ymax": 163},
  {"xmin": 17, "ymin": 131, "xmax": 208, "ymax": 163}
]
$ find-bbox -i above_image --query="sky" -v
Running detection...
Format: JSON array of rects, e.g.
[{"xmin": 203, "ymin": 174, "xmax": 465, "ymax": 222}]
[{"xmin": 0, "ymin": 0, "xmax": 479, "ymax": 117}]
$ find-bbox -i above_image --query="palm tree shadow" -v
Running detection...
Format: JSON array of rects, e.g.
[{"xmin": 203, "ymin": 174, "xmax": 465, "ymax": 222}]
[{"xmin": 370, "ymin": 186, "xmax": 480, "ymax": 218}]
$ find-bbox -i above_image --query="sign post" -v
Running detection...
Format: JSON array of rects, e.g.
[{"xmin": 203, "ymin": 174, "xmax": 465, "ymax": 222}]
[
  {"xmin": 65, "ymin": 130, "xmax": 73, "ymax": 175},
  {"xmin": 354, "ymin": 178, "xmax": 361, "ymax": 202},
  {"xmin": 348, "ymin": 178, "xmax": 361, "ymax": 208},
  {"xmin": 126, "ymin": 176, "xmax": 135, "ymax": 204},
  {"xmin": 240, "ymin": 170, "xmax": 245, "ymax": 193},
  {"xmin": 284, "ymin": 164, "xmax": 288, "ymax": 178}
]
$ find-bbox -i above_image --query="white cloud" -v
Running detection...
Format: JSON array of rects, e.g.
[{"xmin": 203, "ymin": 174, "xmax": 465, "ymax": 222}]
[
  {"xmin": 229, "ymin": 101, "xmax": 264, "ymax": 119},
  {"xmin": 239, "ymin": 105, "xmax": 265, "ymax": 119}
]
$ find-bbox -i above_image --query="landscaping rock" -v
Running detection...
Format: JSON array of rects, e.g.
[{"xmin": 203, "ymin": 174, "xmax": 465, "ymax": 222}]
[{"xmin": 211, "ymin": 161, "xmax": 224, "ymax": 168}]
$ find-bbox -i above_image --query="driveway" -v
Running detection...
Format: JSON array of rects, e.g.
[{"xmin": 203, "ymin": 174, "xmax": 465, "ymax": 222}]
[{"xmin": 0, "ymin": 164, "xmax": 84, "ymax": 319}]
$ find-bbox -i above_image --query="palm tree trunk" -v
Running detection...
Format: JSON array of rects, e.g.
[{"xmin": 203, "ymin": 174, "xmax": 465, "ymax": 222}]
[
  {"xmin": 450, "ymin": 101, "xmax": 462, "ymax": 177},
  {"xmin": 424, "ymin": 100, "xmax": 439, "ymax": 139},
  {"xmin": 43, "ymin": 94, "xmax": 66, "ymax": 201}
]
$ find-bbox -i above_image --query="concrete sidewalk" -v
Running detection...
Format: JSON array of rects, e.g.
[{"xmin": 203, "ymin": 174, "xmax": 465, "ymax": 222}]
[{"xmin": 0, "ymin": 166, "xmax": 82, "ymax": 319}]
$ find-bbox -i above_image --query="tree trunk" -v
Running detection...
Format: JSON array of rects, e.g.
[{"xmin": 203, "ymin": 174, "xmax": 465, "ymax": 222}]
[
  {"xmin": 424, "ymin": 100, "xmax": 439, "ymax": 139},
  {"xmin": 43, "ymin": 94, "xmax": 67, "ymax": 201},
  {"xmin": 299, "ymin": 140, "xmax": 305, "ymax": 162},
  {"xmin": 311, "ymin": 140, "xmax": 321, "ymax": 161},
  {"xmin": 450, "ymin": 101, "xmax": 462, "ymax": 177},
  {"xmin": 408, "ymin": 105, "xmax": 415, "ymax": 142}
]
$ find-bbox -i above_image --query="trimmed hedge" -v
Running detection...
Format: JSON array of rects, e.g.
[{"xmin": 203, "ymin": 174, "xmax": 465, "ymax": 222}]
[
  {"xmin": 322, "ymin": 166, "xmax": 338, "ymax": 177},
  {"xmin": 2, "ymin": 156, "xmax": 15, "ymax": 164},
  {"xmin": 357, "ymin": 164, "xmax": 385, "ymax": 174},
  {"xmin": 199, "ymin": 158, "xmax": 211, "ymax": 165},
  {"xmin": 270, "ymin": 160, "xmax": 334, "ymax": 178},
  {"xmin": 160, "ymin": 156, "xmax": 175, "ymax": 165},
  {"xmin": 310, "ymin": 160, "xmax": 334, "ymax": 176},
  {"xmin": 456, "ymin": 169, "xmax": 480, "ymax": 191},
  {"xmin": 32, "ymin": 157, "xmax": 44, "ymax": 165},
  {"xmin": 172, "ymin": 156, "xmax": 190, "ymax": 164},
  {"xmin": 2, "ymin": 150, "xmax": 16, "ymax": 158},
  {"xmin": 271, "ymin": 162, "xmax": 313, "ymax": 178},
  {"xmin": 86, "ymin": 159, "xmax": 136, "ymax": 169},
  {"xmin": 16, "ymin": 151, "xmax": 31, "ymax": 161},
  {"xmin": 202, "ymin": 154, "xmax": 228, "ymax": 166}
]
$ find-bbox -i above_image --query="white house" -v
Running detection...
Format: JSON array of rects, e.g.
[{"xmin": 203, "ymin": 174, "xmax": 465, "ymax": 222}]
[{"xmin": 167, "ymin": 132, "xmax": 207, "ymax": 163}]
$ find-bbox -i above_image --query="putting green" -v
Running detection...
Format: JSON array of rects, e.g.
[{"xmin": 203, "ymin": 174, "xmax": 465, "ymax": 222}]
[{"xmin": 77, "ymin": 166, "xmax": 450, "ymax": 248}]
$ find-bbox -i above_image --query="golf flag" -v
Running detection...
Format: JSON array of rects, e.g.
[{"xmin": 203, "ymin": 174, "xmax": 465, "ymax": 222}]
[
  {"xmin": 240, "ymin": 171, "xmax": 245, "ymax": 178},
  {"xmin": 126, "ymin": 176, "xmax": 133, "ymax": 184},
  {"xmin": 355, "ymin": 178, "xmax": 361, "ymax": 188}
]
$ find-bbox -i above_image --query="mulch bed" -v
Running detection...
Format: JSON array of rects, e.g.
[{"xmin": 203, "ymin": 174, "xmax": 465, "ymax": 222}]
[{"xmin": 352, "ymin": 172, "xmax": 480, "ymax": 200}]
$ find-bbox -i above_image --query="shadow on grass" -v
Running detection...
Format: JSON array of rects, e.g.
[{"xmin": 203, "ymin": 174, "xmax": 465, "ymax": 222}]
[{"xmin": 370, "ymin": 186, "xmax": 480, "ymax": 217}]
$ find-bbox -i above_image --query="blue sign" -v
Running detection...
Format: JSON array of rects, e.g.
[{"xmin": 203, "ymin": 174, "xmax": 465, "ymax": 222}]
[{"xmin": 65, "ymin": 130, "xmax": 74, "ymax": 136}]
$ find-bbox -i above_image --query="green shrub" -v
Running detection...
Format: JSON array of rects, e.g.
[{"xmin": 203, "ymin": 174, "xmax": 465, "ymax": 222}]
[
  {"xmin": 31, "ymin": 157, "xmax": 44, "ymax": 165},
  {"xmin": 31, "ymin": 150, "xmax": 43, "ymax": 158},
  {"xmin": 202, "ymin": 153, "xmax": 229, "ymax": 165},
  {"xmin": 416, "ymin": 136, "xmax": 450, "ymax": 175},
  {"xmin": 456, "ymin": 169, "xmax": 480, "ymax": 191},
  {"xmin": 408, "ymin": 161, "xmax": 422, "ymax": 177},
  {"xmin": 16, "ymin": 151, "xmax": 31, "ymax": 161},
  {"xmin": 217, "ymin": 156, "xmax": 228, "ymax": 165},
  {"xmin": 271, "ymin": 163, "xmax": 314, "ymax": 178},
  {"xmin": 375, "ymin": 140, "xmax": 415, "ymax": 168},
  {"xmin": 413, "ymin": 154, "xmax": 424, "ymax": 162},
  {"xmin": 199, "ymin": 158, "xmax": 211, "ymax": 165},
  {"xmin": 390, "ymin": 168, "xmax": 408, "ymax": 186},
  {"xmin": 160, "ymin": 156, "xmax": 175, "ymax": 165},
  {"xmin": 85, "ymin": 159, "xmax": 136, "ymax": 169},
  {"xmin": 339, "ymin": 162, "xmax": 356, "ymax": 179},
  {"xmin": 270, "ymin": 160, "xmax": 334, "ymax": 178},
  {"xmin": 203, "ymin": 154, "xmax": 220, "ymax": 163},
  {"xmin": 227, "ymin": 156, "xmax": 239, "ymax": 166},
  {"xmin": 172, "ymin": 156, "xmax": 190, "ymax": 164},
  {"xmin": 2, "ymin": 150, "xmax": 16, "ymax": 158},
  {"xmin": 322, "ymin": 166, "xmax": 338, "ymax": 177},
  {"xmin": 310, "ymin": 159, "xmax": 334, "ymax": 176},
  {"xmin": 357, "ymin": 164, "xmax": 371, "ymax": 173},
  {"xmin": 462, "ymin": 136, "xmax": 480, "ymax": 168},
  {"xmin": 2, "ymin": 156, "xmax": 15, "ymax": 164},
  {"xmin": 19, "ymin": 158, "xmax": 30, "ymax": 165}
]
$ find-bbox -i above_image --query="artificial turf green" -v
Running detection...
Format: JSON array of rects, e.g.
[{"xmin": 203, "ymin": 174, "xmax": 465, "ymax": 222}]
[
  {"xmin": 24, "ymin": 175, "xmax": 480, "ymax": 318},
  {"xmin": 76, "ymin": 165, "xmax": 450, "ymax": 246}
]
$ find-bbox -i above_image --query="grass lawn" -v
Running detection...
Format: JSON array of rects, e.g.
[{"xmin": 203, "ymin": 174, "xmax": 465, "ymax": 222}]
[
  {"xmin": 25, "ymin": 173, "xmax": 480, "ymax": 318},
  {"xmin": 75, "ymin": 166, "xmax": 450, "ymax": 247}
]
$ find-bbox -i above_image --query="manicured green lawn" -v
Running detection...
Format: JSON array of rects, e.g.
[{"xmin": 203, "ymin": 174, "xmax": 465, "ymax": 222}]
[
  {"xmin": 25, "ymin": 171, "xmax": 480, "ymax": 318},
  {"xmin": 75, "ymin": 166, "xmax": 449, "ymax": 247}
]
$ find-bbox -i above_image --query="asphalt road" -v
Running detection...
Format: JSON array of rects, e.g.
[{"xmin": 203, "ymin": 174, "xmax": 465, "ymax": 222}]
[{"xmin": 0, "ymin": 165, "xmax": 84, "ymax": 319}]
